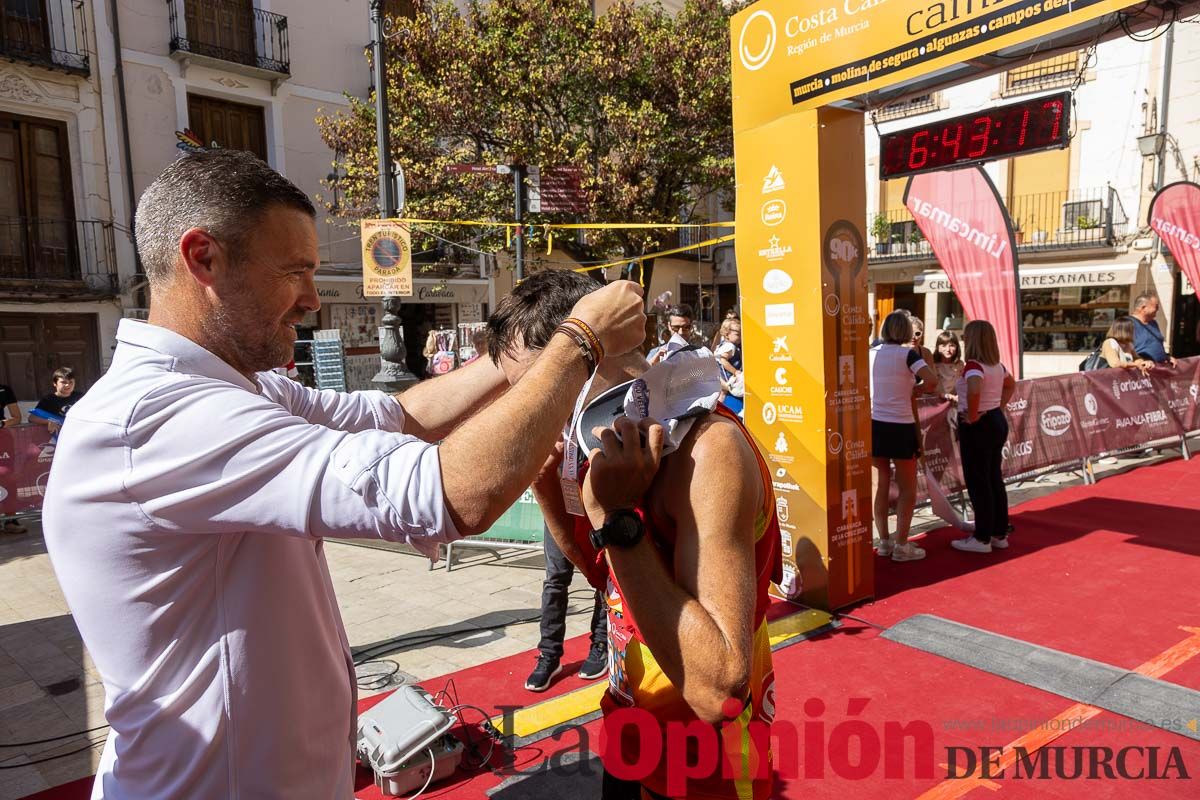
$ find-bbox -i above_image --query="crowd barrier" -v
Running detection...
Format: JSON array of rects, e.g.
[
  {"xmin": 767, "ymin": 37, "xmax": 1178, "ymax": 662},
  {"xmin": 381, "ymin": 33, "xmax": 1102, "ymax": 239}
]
[
  {"xmin": 916, "ymin": 356, "xmax": 1200, "ymax": 502},
  {"xmin": 0, "ymin": 424, "xmax": 55, "ymax": 518},
  {"xmin": 9, "ymin": 360, "xmax": 1195, "ymax": 538}
]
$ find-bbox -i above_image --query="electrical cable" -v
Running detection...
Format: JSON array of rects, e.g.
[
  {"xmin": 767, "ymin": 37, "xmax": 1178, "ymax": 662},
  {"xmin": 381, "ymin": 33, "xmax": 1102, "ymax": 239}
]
[
  {"xmin": 397, "ymin": 747, "xmax": 436, "ymax": 800},
  {"xmin": 0, "ymin": 724, "xmax": 110, "ymax": 748},
  {"xmin": 780, "ymin": 597, "xmax": 889, "ymax": 632},
  {"xmin": 356, "ymin": 658, "xmax": 402, "ymax": 690},
  {"xmin": 0, "ymin": 736, "xmax": 107, "ymax": 770},
  {"xmin": 351, "ymin": 588, "xmax": 597, "ymax": 665}
]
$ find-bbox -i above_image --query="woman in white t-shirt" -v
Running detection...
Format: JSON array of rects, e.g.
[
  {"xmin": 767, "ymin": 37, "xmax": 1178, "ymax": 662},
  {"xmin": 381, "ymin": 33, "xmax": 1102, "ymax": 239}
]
[
  {"xmin": 1101, "ymin": 317, "xmax": 1153, "ymax": 374},
  {"xmin": 951, "ymin": 320, "xmax": 1018, "ymax": 554},
  {"xmin": 870, "ymin": 311, "xmax": 938, "ymax": 562}
]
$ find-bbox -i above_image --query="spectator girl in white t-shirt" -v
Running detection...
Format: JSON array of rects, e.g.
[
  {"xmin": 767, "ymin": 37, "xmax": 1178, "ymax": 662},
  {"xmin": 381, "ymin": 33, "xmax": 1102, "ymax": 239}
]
[
  {"xmin": 952, "ymin": 320, "xmax": 1017, "ymax": 554},
  {"xmin": 1101, "ymin": 317, "xmax": 1153, "ymax": 375},
  {"xmin": 869, "ymin": 311, "xmax": 937, "ymax": 562}
]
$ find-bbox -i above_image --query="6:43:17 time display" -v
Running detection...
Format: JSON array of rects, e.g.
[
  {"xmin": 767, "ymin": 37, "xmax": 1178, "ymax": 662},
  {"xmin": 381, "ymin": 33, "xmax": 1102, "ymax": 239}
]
[{"xmin": 880, "ymin": 91, "xmax": 1071, "ymax": 179}]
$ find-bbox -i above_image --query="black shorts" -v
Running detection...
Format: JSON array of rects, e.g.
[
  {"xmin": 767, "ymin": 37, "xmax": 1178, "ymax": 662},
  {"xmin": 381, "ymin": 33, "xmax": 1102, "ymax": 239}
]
[{"xmin": 872, "ymin": 419, "xmax": 920, "ymax": 460}]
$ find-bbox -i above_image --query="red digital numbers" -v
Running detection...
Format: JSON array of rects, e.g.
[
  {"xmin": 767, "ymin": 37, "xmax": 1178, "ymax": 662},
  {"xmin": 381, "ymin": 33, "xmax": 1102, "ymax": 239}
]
[
  {"xmin": 941, "ymin": 123, "xmax": 963, "ymax": 160},
  {"xmin": 908, "ymin": 130, "xmax": 930, "ymax": 170},
  {"xmin": 880, "ymin": 91, "xmax": 1070, "ymax": 179},
  {"xmin": 967, "ymin": 117, "xmax": 992, "ymax": 158},
  {"xmin": 1045, "ymin": 98, "xmax": 1063, "ymax": 139}
]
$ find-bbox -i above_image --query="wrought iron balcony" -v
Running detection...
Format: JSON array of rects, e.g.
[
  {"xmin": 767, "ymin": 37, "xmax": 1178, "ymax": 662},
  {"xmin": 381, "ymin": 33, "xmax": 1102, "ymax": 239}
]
[
  {"xmin": 0, "ymin": 0, "xmax": 90, "ymax": 75},
  {"xmin": 868, "ymin": 186, "xmax": 1129, "ymax": 263},
  {"xmin": 0, "ymin": 218, "xmax": 119, "ymax": 296},
  {"xmin": 168, "ymin": 0, "xmax": 290, "ymax": 78}
]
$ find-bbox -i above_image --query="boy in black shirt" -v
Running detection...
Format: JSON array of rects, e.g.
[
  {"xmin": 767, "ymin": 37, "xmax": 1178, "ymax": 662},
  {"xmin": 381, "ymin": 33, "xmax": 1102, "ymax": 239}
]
[{"xmin": 33, "ymin": 367, "xmax": 84, "ymax": 434}]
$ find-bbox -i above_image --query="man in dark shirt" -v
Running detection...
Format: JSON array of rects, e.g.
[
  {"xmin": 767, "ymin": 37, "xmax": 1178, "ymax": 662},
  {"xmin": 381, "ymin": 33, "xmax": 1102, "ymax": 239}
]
[
  {"xmin": 1131, "ymin": 292, "xmax": 1176, "ymax": 366},
  {"xmin": 0, "ymin": 383, "xmax": 20, "ymax": 428},
  {"xmin": 33, "ymin": 367, "xmax": 85, "ymax": 433},
  {"xmin": 0, "ymin": 383, "xmax": 25, "ymax": 533}
]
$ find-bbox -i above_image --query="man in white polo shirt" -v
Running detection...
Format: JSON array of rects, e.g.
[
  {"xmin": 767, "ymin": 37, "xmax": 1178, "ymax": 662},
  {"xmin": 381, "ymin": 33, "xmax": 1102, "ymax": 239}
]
[{"xmin": 41, "ymin": 150, "xmax": 648, "ymax": 799}]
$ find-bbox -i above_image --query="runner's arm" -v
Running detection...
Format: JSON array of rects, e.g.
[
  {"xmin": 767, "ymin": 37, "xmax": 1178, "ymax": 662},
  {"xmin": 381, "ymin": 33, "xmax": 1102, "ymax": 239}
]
[{"xmin": 601, "ymin": 421, "xmax": 758, "ymax": 723}]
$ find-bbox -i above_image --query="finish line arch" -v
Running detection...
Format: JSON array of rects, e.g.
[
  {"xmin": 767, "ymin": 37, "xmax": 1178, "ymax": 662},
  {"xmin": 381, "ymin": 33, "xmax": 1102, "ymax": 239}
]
[{"xmin": 730, "ymin": 0, "xmax": 1188, "ymax": 610}]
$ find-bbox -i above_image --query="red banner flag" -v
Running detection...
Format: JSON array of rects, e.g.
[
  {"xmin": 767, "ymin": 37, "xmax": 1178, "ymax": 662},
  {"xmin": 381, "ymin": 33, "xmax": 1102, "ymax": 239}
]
[
  {"xmin": 1148, "ymin": 181, "xmax": 1200, "ymax": 297},
  {"xmin": 905, "ymin": 167, "xmax": 1022, "ymax": 376}
]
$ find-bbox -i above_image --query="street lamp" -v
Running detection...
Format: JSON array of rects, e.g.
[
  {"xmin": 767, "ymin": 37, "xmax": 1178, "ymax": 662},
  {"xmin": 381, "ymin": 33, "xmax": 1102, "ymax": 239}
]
[{"xmin": 369, "ymin": 0, "xmax": 417, "ymax": 393}]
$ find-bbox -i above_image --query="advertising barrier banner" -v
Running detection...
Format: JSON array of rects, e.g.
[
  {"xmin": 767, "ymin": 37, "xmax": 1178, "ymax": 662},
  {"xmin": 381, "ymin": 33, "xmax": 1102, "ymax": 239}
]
[
  {"xmin": 912, "ymin": 358, "xmax": 1200, "ymax": 508},
  {"xmin": 0, "ymin": 425, "xmax": 55, "ymax": 517}
]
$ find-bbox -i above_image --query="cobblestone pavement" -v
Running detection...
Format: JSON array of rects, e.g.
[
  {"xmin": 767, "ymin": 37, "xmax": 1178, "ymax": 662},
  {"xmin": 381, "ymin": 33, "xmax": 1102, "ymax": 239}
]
[{"xmin": 0, "ymin": 448, "xmax": 1179, "ymax": 798}]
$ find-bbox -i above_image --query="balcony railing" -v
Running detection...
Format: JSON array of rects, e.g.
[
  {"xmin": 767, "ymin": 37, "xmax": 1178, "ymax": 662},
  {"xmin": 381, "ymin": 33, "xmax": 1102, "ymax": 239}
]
[
  {"xmin": 0, "ymin": 218, "xmax": 118, "ymax": 294},
  {"xmin": 0, "ymin": 0, "xmax": 90, "ymax": 75},
  {"xmin": 168, "ymin": 0, "xmax": 289, "ymax": 77},
  {"xmin": 869, "ymin": 186, "xmax": 1129, "ymax": 262}
]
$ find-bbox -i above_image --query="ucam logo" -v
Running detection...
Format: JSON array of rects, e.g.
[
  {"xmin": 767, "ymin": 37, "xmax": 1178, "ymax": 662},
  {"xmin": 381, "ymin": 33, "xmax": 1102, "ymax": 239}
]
[
  {"xmin": 1084, "ymin": 393, "xmax": 1098, "ymax": 416},
  {"xmin": 1039, "ymin": 405, "xmax": 1073, "ymax": 437},
  {"xmin": 763, "ymin": 269, "xmax": 793, "ymax": 295},
  {"xmin": 761, "ymin": 199, "xmax": 787, "ymax": 227},
  {"xmin": 762, "ymin": 402, "xmax": 778, "ymax": 425},
  {"xmin": 738, "ymin": 9, "xmax": 777, "ymax": 72}
]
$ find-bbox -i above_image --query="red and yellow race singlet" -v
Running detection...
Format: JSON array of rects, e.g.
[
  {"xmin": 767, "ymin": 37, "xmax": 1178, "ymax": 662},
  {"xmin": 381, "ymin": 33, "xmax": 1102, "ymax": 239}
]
[{"xmin": 575, "ymin": 406, "xmax": 782, "ymax": 799}]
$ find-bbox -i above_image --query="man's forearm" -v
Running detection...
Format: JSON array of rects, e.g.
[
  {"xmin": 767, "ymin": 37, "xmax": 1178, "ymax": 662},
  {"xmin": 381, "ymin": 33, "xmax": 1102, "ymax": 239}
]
[
  {"xmin": 533, "ymin": 487, "xmax": 595, "ymax": 579},
  {"xmin": 396, "ymin": 357, "xmax": 508, "ymax": 442},
  {"xmin": 606, "ymin": 542, "xmax": 748, "ymax": 722},
  {"xmin": 439, "ymin": 336, "xmax": 589, "ymax": 535}
]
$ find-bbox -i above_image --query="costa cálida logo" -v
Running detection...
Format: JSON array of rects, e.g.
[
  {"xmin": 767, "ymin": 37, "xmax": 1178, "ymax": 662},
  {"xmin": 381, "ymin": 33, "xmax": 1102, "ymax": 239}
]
[{"xmin": 738, "ymin": 9, "xmax": 777, "ymax": 71}]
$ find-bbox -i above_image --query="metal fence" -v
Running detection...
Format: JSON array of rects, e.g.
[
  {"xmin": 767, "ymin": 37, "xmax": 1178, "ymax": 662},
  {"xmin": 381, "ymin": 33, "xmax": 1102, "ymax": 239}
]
[
  {"xmin": 0, "ymin": 218, "xmax": 118, "ymax": 293},
  {"xmin": 0, "ymin": 0, "xmax": 90, "ymax": 74},
  {"xmin": 869, "ymin": 186, "xmax": 1129, "ymax": 262},
  {"xmin": 167, "ymin": 0, "xmax": 290, "ymax": 75}
]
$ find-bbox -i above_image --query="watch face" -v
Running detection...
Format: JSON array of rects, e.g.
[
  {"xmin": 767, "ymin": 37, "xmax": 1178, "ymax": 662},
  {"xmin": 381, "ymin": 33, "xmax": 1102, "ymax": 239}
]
[{"xmin": 607, "ymin": 511, "xmax": 643, "ymax": 547}]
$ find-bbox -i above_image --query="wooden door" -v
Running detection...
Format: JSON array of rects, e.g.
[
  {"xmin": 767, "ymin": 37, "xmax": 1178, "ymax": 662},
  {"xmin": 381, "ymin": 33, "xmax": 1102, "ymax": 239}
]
[
  {"xmin": 184, "ymin": 0, "xmax": 256, "ymax": 66},
  {"xmin": 187, "ymin": 93, "xmax": 267, "ymax": 161},
  {"xmin": 0, "ymin": 313, "xmax": 99, "ymax": 400}
]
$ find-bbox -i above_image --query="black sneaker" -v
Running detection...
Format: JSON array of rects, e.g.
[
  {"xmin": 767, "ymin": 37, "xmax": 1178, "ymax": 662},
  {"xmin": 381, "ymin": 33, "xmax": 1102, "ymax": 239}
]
[
  {"xmin": 524, "ymin": 655, "xmax": 561, "ymax": 692},
  {"xmin": 578, "ymin": 643, "xmax": 609, "ymax": 680}
]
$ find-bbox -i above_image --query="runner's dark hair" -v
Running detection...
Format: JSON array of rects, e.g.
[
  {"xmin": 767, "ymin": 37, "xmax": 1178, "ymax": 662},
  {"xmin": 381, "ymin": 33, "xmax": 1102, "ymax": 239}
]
[{"xmin": 487, "ymin": 270, "xmax": 602, "ymax": 364}]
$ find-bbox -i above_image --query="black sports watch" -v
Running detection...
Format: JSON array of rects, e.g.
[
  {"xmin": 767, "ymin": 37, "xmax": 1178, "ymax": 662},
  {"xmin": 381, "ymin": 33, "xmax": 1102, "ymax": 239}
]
[{"xmin": 589, "ymin": 509, "xmax": 645, "ymax": 551}]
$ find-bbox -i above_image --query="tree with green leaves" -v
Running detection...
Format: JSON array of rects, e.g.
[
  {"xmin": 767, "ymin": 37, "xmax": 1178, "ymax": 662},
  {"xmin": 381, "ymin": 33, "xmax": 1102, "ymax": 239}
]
[{"xmin": 317, "ymin": 0, "xmax": 745, "ymax": 289}]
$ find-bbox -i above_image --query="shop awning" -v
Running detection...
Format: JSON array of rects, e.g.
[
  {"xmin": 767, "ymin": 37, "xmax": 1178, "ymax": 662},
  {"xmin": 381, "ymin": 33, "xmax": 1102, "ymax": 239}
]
[
  {"xmin": 314, "ymin": 276, "xmax": 489, "ymax": 304},
  {"xmin": 913, "ymin": 263, "xmax": 1140, "ymax": 294}
]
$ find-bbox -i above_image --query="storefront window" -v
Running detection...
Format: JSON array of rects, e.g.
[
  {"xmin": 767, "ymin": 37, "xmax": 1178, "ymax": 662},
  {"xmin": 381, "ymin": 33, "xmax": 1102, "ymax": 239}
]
[
  {"xmin": 937, "ymin": 294, "xmax": 965, "ymax": 332},
  {"xmin": 1021, "ymin": 286, "xmax": 1131, "ymax": 353}
]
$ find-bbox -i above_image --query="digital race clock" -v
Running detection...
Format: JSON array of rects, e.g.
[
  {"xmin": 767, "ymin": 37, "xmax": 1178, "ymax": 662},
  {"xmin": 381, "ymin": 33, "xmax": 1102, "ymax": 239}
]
[{"xmin": 880, "ymin": 92, "xmax": 1070, "ymax": 179}]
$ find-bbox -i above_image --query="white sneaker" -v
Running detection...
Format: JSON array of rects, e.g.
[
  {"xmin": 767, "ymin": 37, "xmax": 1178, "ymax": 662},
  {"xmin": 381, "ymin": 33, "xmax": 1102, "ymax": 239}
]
[
  {"xmin": 952, "ymin": 537, "xmax": 992, "ymax": 553},
  {"xmin": 892, "ymin": 542, "xmax": 926, "ymax": 562},
  {"xmin": 876, "ymin": 538, "xmax": 894, "ymax": 557},
  {"xmin": 990, "ymin": 536, "xmax": 1009, "ymax": 550}
]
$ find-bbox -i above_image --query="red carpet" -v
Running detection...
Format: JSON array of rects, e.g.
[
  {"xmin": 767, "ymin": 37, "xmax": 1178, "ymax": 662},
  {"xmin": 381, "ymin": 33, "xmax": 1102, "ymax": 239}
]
[{"xmin": 21, "ymin": 457, "xmax": 1200, "ymax": 799}]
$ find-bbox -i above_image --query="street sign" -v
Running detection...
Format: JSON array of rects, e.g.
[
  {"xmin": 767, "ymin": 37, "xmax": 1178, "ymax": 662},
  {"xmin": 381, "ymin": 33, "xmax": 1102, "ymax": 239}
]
[
  {"xmin": 446, "ymin": 164, "xmax": 512, "ymax": 175},
  {"xmin": 526, "ymin": 166, "xmax": 585, "ymax": 214}
]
